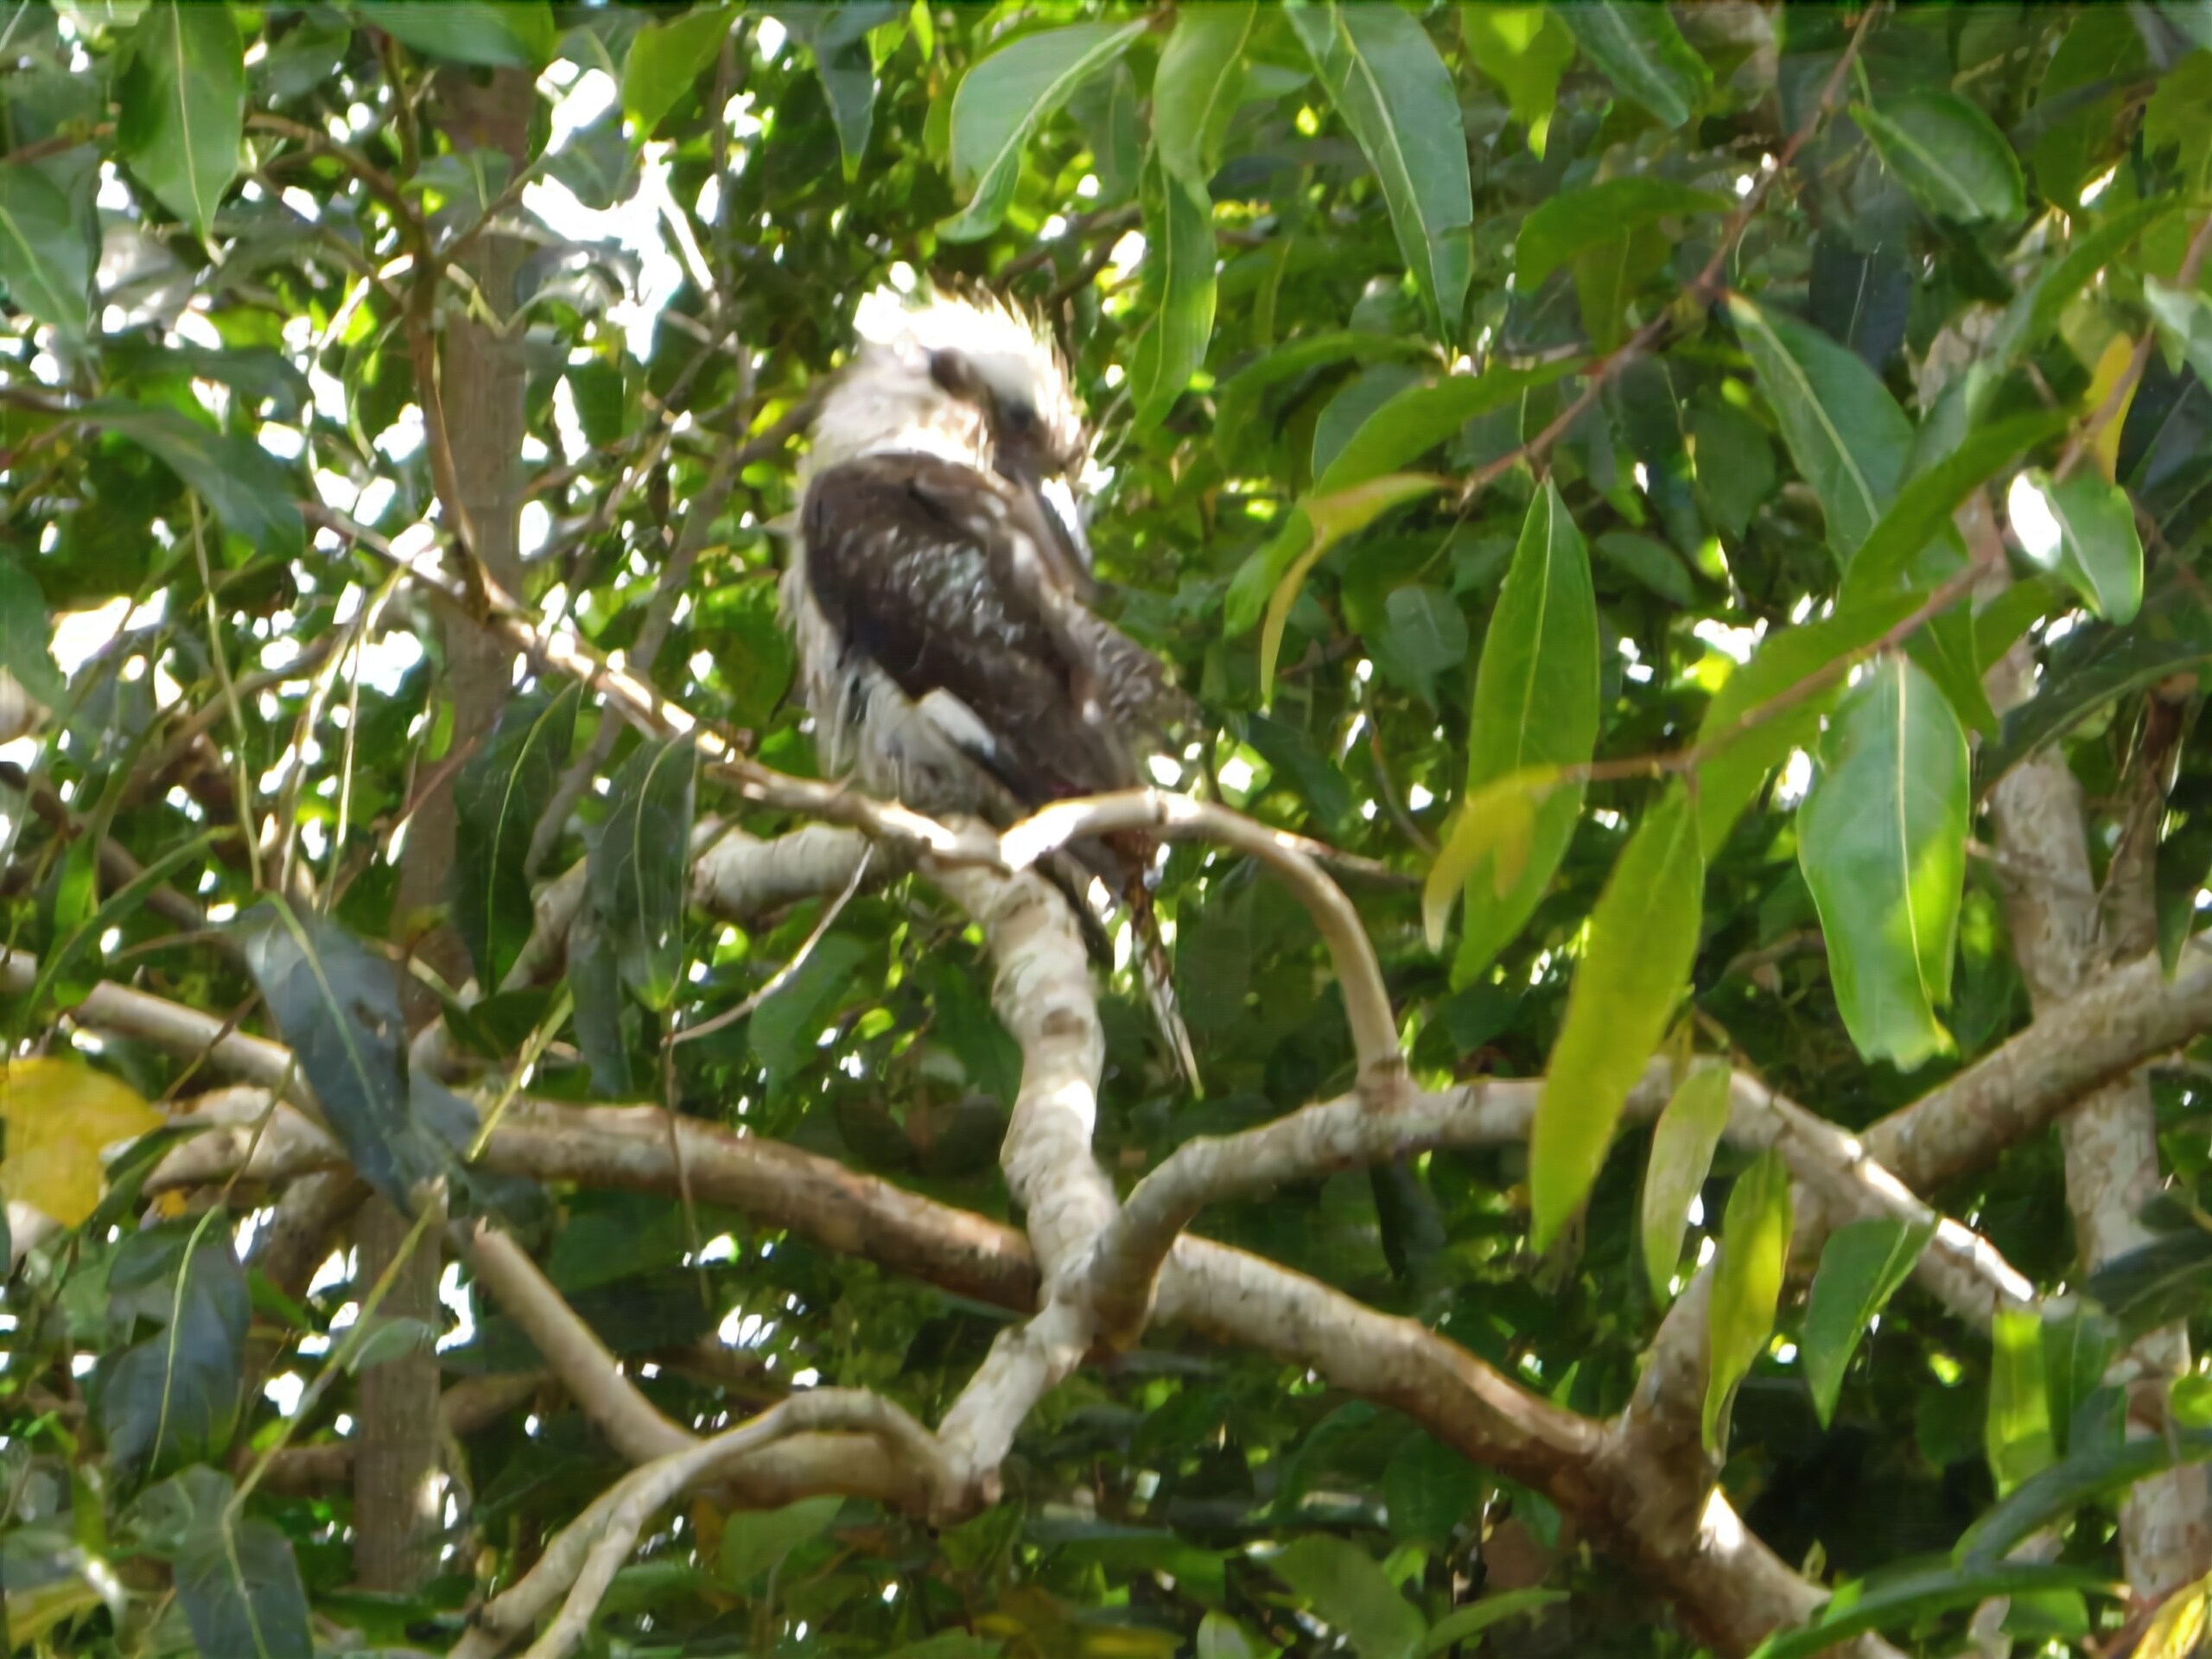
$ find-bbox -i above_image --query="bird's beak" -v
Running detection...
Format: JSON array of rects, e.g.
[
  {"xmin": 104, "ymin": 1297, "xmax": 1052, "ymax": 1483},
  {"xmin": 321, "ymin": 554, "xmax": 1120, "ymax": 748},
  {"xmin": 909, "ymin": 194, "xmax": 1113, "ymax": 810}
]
[
  {"xmin": 1033, "ymin": 473, "xmax": 1092, "ymax": 575},
  {"xmin": 762, "ymin": 508, "xmax": 802, "ymax": 540}
]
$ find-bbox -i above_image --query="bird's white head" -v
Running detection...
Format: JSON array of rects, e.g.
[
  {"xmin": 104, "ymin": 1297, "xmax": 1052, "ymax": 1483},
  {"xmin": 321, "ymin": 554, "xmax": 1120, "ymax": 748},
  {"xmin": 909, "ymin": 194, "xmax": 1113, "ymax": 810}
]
[{"xmin": 804, "ymin": 285, "xmax": 1095, "ymax": 566}]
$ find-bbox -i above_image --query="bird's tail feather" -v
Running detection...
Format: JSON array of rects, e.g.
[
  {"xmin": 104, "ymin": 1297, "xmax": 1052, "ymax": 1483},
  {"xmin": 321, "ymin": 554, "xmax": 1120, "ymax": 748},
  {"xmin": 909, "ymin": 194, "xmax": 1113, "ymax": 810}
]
[
  {"xmin": 1040, "ymin": 842, "xmax": 1201, "ymax": 1097},
  {"xmin": 1128, "ymin": 883, "xmax": 1202, "ymax": 1098}
]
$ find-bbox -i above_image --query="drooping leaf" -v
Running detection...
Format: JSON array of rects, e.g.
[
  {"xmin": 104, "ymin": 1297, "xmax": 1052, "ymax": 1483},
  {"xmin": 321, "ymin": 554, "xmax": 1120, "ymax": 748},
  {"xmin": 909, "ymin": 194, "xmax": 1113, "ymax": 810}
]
[
  {"xmin": 1370, "ymin": 583, "xmax": 1467, "ymax": 708},
  {"xmin": 1854, "ymin": 92, "xmax": 2024, "ymax": 224},
  {"xmin": 1128, "ymin": 160, "xmax": 1217, "ymax": 434},
  {"xmin": 1559, "ymin": 0, "xmax": 1710, "ymax": 129},
  {"xmin": 1453, "ymin": 481, "xmax": 1598, "ymax": 983},
  {"xmin": 1459, "ymin": 4, "xmax": 1574, "ymax": 153},
  {"xmin": 567, "ymin": 906, "xmax": 638, "ymax": 1097},
  {"xmin": 784, "ymin": 4, "xmax": 895, "ymax": 181},
  {"xmin": 1639, "ymin": 1063, "xmax": 1732, "ymax": 1304},
  {"xmin": 137, "ymin": 1467, "xmax": 311, "ymax": 1659},
  {"xmin": 2137, "ymin": 1571, "xmax": 2212, "ymax": 1659},
  {"xmin": 1977, "ymin": 608, "xmax": 2212, "ymax": 790},
  {"xmin": 101, "ymin": 1227, "xmax": 251, "ymax": 1476},
  {"xmin": 1728, "ymin": 296, "xmax": 1913, "ymax": 565},
  {"xmin": 1515, "ymin": 178, "xmax": 1731, "ymax": 290},
  {"xmin": 2146, "ymin": 274, "xmax": 2212, "ymax": 388},
  {"xmin": 80, "ymin": 399, "xmax": 302, "ymax": 557},
  {"xmin": 116, "ymin": 1, "xmax": 245, "ymax": 238},
  {"xmin": 1154, "ymin": 1, "xmax": 1254, "ymax": 185},
  {"xmin": 941, "ymin": 22, "xmax": 1148, "ymax": 242},
  {"xmin": 0, "ymin": 162, "xmax": 92, "ymax": 340},
  {"xmin": 1423, "ymin": 1590, "xmax": 1569, "ymax": 1653},
  {"xmin": 1798, "ymin": 655, "xmax": 1969, "ymax": 1071},
  {"xmin": 0, "ymin": 1058, "xmax": 162, "ymax": 1227},
  {"xmin": 357, "ymin": 0, "xmax": 557, "ymax": 67},
  {"xmin": 588, "ymin": 734, "xmax": 696, "ymax": 1014},
  {"xmin": 1704, "ymin": 1148, "xmax": 1791, "ymax": 1452},
  {"xmin": 1801, "ymin": 1217, "xmax": 1934, "ymax": 1427},
  {"xmin": 1285, "ymin": 2, "xmax": 1473, "ymax": 339},
  {"xmin": 1531, "ymin": 784, "xmax": 1703, "ymax": 1249},
  {"xmin": 0, "ymin": 553, "xmax": 63, "ymax": 709},
  {"xmin": 2084, "ymin": 1229, "xmax": 2212, "ymax": 1341},
  {"xmin": 1959, "ymin": 1427, "xmax": 2212, "ymax": 1567},
  {"xmin": 620, "ymin": 6, "xmax": 734, "ymax": 142},
  {"xmin": 1988, "ymin": 1306, "xmax": 2056, "ymax": 1497},
  {"xmin": 454, "ymin": 684, "xmax": 581, "ymax": 992},
  {"xmin": 1264, "ymin": 1534, "xmax": 1425, "ymax": 1659},
  {"xmin": 1252, "ymin": 474, "xmax": 1446, "ymax": 698},
  {"xmin": 2009, "ymin": 468, "xmax": 2144, "ymax": 625},
  {"xmin": 238, "ymin": 897, "xmax": 441, "ymax": 1212}
]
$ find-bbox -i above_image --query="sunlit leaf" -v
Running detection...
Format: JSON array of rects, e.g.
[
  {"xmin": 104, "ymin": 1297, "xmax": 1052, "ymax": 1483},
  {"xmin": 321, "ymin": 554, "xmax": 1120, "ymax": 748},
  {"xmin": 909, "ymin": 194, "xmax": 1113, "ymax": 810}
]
[
  {"xmin": 1559, "ymin": 0, "xmax": 1709, "ymax": 129},
  {"xmin": 0, "ymin": 1058, "xmax": 162, "ymax": 1227},
  {"xmin": 1453, "ymin": 481, "xmax": 1598, "ymax": 982},
  {"xmin": 1840, "ymin": 409, "xmax": 2069, "ymax": 602},
  {"xmin": 1255, "ymin": 474, "xmax": 1446, "ymax": 699},
  {"xmin": 1422, "ymin": 767, "xmax": 1551, "ymax": 951},
  {"xmin": 116, "ymin": 1, "xmax": 244, "ymax": 238},
  {"xmin": 1317, "ymin": 359, "xmax": 1580, "ymax": 495},
  {"xmin": 1286, "ymin": 2, "xmax": 1473, "ymax": 339},
  {"xmin": 1750, "ymin": 1560, "xmax": 2123, "ymax": 1659},
  {"xmin": 1459, "ymin": 4, "xmax": 1573, "ymax": 153},
  {"xmin": 1798, "ymin": 655, "xmax": 1968, "ymax": 1071},
  {"xmin": 1801, "ymin": 1217, "xmax": 1933, "ymax": 1427},
  {"xmin": 1987, "ymin": 1306, "xmax": 2056, "ymax": 1497},
  {"xmin": 620, "ymin": 6, "xmax": 734, "ymax": 142},
  {"xmin": 1704, "ymin": 1148, "xmax": 1792, "ymax": 1452},
  {"xmin": 2137, "ymin": 1570, "xmax": 2212, "ymax": 1659},
  {"xmin": 1532, "ymin": 784, "xmax": 1703, "ymax": 1249},
  {"xmin": 1639, "ymin": 1063, "xmax": 1732, "ymax": 1305},
  {"xmin": 2009, "ymin": 467, "xmax": 2142, "ymax": 626}
]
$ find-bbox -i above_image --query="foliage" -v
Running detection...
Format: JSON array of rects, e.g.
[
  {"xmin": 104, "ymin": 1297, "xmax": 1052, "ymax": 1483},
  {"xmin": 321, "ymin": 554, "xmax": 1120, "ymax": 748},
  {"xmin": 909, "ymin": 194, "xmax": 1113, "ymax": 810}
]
[{"xmin": 3, "ymin": 2, "xmax": 2212, "ymax": 1656}]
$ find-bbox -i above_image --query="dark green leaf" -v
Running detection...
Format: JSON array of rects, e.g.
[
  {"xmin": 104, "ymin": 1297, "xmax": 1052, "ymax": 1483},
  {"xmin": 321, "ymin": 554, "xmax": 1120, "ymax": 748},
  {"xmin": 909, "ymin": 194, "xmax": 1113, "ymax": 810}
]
[
  {"xmin": 1128, "ymin": 160, "xmax": 1216, "ymax": 433},
  {"xmin": 100, "ymin": 1228, "xmax": 249, "ymax": 1477},
  {"xmin": 1595, "ymin": 531, "xmax": 1695, "ymax": 606},
  {"xmin": 116, "ymin": 1, "xmax": 245, "ymax": 238},
  {"xmin": 1265, "ymin": 1534, "xmax": 1424, "ymax": 1659},
  {"xmin": 1560, "ymin": 0, "xmax": 1710, "ymax": 129},
  {"xmin": 1802, "ymin": 1217, "xmax": 1933, "ymax": 1427},
  {"xmin": 0, "ymin": 553, "xmax": 63, "ymax": 708},
  {"xmin": 1369, "ymin": 583, "xmax": 1466, "ymax": 708},
  {"xmin": 1317, "ymin": 359, "xmax": 1580, "ymax": 494},
  {"xmin": 588, "ymin": 734, "xmax": 696, "ymax": 1014},
  {"xmin": 784, "ymin": 5, "xmax": 895, "ymax": 181},
  {"xmin": 80, "ymin": 399, "xmax": 302, "ymax": 557},
  {"xmin": 1977, "ymin": 611, "xmax": 2212, "ymax": 790},
  {"xmin": 359, "ymin": 0, "xmax": 557, "ymax": 67},
  {"xmin": 751, "ymin": 931, "xmax": 869, "ymax": 1090},
  {"xmin": 454, "ymin": 686, "xmax": 580, "ymax": 992},
  {"xmin": 1841, "ymin": 409, "xmax": 2070, "ymax": 602},
  {"xmin": 1855, "ymin": 92, "xmax": 2024, "ymax": 223},
  {"xmin": 141, "ymin": 1467, "xmax": 312, "ymax": 1659},
  {"xmin": 1154, "ymin": 1, "xmax": 1254, "ymax": 185},
  {"xmin": 1516, "ymin": 177, "xmax": 1730, "ymax": 289},
  {"xmin": 720, "ymin": 1494, "xmax": 844, "ymax": 1586},
  {"xmin": 1751, "ymin": 1561, "xmax": 2122, "ymax": 1659},
  {"xmin": 2011, "ymin": 468, "xmax": 2144, "ymax": 625},
  {"xmin": 0, "ymin": 162, "xmax": 92, "ymax": 340}
]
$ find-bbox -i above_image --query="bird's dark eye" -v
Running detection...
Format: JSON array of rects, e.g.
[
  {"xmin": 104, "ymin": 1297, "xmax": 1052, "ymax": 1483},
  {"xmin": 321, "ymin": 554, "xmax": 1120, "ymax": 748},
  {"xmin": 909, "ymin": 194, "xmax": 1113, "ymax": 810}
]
[{"xmin": 1004, "ymin": 402, "xmax": 1038, "ymax": 435}]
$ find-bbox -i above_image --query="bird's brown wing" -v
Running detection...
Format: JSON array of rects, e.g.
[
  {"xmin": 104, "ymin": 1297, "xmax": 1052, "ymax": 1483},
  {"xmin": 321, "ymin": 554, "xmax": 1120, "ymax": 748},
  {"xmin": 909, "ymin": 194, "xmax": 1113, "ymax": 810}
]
[{"xmin": 801, "ymin": 451, "xmax": 1173, "ymax": 805}]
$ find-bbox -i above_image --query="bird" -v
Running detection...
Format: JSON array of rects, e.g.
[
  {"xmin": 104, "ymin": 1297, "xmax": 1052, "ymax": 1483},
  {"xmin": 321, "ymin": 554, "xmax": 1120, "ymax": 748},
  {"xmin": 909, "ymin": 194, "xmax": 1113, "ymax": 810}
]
[{"xmin": 779, "ymin": 284, "xmax": 1198, "ymax": 1088}]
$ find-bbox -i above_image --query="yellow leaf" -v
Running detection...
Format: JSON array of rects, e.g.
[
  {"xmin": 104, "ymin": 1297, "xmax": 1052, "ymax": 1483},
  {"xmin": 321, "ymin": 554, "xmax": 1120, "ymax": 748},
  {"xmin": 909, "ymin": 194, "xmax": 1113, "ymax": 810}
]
[
  {"xmin": 1258, "ymin": 473, "xmax": 1445, "ymax": 701},
  {"xmin": 2083, "ymin": 332, "xmax": 2137, "ymax": 485},
  {"xmin": 2139, "ymin": 1569, "xmax": 2212, "ymax": 1659},
  {"xmin": 0, "ymin": 1058, "xmax": 162, "ymax": 1226},
  {"xmin": 1421, "ymin": 766, "xmax": 1557, "ymax": 950}
]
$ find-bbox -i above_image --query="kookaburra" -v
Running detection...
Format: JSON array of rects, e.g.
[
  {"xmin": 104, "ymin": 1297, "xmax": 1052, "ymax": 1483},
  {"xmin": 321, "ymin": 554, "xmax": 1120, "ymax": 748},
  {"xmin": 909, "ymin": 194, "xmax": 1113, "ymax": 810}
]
[{"xmin": 781, "ymin": 288, "xmax": 1196, "ymax": 1081}]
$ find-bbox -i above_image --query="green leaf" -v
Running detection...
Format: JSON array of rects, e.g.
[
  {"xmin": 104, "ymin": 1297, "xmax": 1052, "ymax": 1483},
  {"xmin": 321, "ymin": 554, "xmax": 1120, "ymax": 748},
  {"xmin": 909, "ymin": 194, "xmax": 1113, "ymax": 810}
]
[
  {"xmin": 0, "ymin": 553, "xmax": 63, "ymax": 709},
  {"xmin": 454, "ymin": 685, "xmax": 580, "ymax": 993},
  {"xmin": 1370, "ymin": 583, "xmax": 1466, "ymax": 708},
  {"xmin": 1459, "ymin": 5, "xmax": 1573, "ymax": 153},
  {"xmin": 784, "ymin": 4, "xmax": 895, "ymax": 181},
  {"xmin": 81, "ymin": 398, "xmax": 302, "ymax": 557},
  {"xmin": 1252, "ymin": 474, "xmax": 1446, "ymax": 698},
  {"xmin": 752, "ymin": 931, "xmax": 869, "ymax": 1090},
  {"xmin": 1424, "ymin": 767, "xmax": 1549, "ymax": 952},
  {"xmin": 238, "ymin": 899, "xmax": 444, "ymax": 1213},
  {"xmin": 1840, "ymin": 409, "xmax": 2070, "ymax": 603},
  {"xmin": 1453, "ymin": 482, "xmax": 1598, "ymax": 984},
  {"xmin": 1198, "ymin": 1612, "xmax": 1278, "ymax": 1659},
  {"xmin": 1854, "ymin": 92, "xmax": 2024, "ymax": 224},
  {"xmin": 1245, "ymin": 712, "xmax": 1357, "ymax": 836},
  {"xmin": 1531, "ymin": 783, "xmax": 1703, "ymax": 1249},
  {"xmin": 116, "ymin": 0, "xmax": 244, "ymax": 238},
  {"xmin": 1751, "ymin": 1560, "xmax": 2124, "ymax": 1659},
  {"xmin": 1689, "ymin": 401, "xmax": 1777, "ymax": 539},
  {"xmin": 357, "ymin": 1, "xmax": 556, "ymax": 67},
  {"xmin": 2043, "ymin": 1302, "xmax": 2119, "ymax": 1454},
  {"xmin": 1728, "ymin": 296, "xmax": 1913, "ymax": 565},
  {"xmin": 0, "ymin": 162, "xmax": 92, "ymax": 340},
  {"xmin": 620, "ymin": 6, "xmax": 733, "ymax": 141},
  {"xmin": 101, "ymin": 1229, "xmax": 251, "ymax": 1477},
  {"xmin": 1639, "ymin": 1063, "xmax": 1732, "ymax": 1304},
  {"xmin": 1959, "ymin": 1428, "xmax": 2212, "ymax": 1567},
  {"xmin": 1128, "ymin": 160, "xmax": 1217, "ymax": 433},
  {"xmin": 1988, "ymin": 1306, "xmax": 2057, "ymax": 1497},
  {"xmin": 1559, "ymin": 0, "xmax": 1710, "ymax": 129},
  {"xmin": 1424, "ymin": 1589, "xmax": 1568, "ymax": 1652},
  {"xmin": 1798, "ymin": 655, "xmax": 1968, "ymax": 1071},
  {"xmin": 1285, "ymin": 2, "xmax": 1473, "ymax": 339},
  {"xmin": 1802, "ymin": 1217, "xmax": 1933, "ymax": 1427},
  {"xmin": 940, "ymin": 21, "xmax": 1147, "ymax": 242},
  {"xmin": 149, "ymin": 1467, "xmax": 313, "ymax": 1659},
  {"xmin": 1154, "ymin": 1, "xmax": 1254, "ymax": 185},
  {"xmin": 1978, "ymin": 610, "xmax": 2212, "ymax": 790},
  {"xmin": 1215, "ymin": 330, "xmax": 1428, "ymax": 477},
  {"xmin": 588, "ymin": 735, "xmax": 696, "ymax": 1014},
  {"xmin": 719, "ymin": 1494, "xmax": 843, "ymax": 1586},
  {"xmin": 2010, "ymin": 468, "xmax": 2144, "ymax": 625},
  {"xmin": 1516, "ymin": 177, "xmax": 1731, "ymax": 290},
  {"xmin": 1704, "ymin": 1148, "xmax": 1792, "ymax": 1452},
  {"xmin": 566, "ymin": 905, "xmax": 638, "ymax": 1097},
  {"xmin": 1318, "ymin": 359, "xmax": 1579, "ymax": 494},
  {"xmin": 1595, "ymin": 531, "xmax": 1696, "ymax": 606},
  {"xmin": 2027, "ymin": 9, "xmax": 2143, "ymax": 211},
  {"xmin": 1264, "ymin": 1535, "xmax": 1424, "ymax": 1659},
  {"xmin": 2084, "ymin": 1230, "xmax": 2212, "ymax": 1341},
  {"xmin": 2146, "ymin": 275, "xmax": 2212, "ymax": 387}
]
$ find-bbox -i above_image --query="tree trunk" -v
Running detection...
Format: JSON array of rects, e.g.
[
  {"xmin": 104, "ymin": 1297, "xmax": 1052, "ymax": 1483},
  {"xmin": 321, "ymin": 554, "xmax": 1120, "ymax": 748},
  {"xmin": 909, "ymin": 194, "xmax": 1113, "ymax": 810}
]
[{"xmin": 353, "ymin": 62, "xmax": 533, "ymax": 1594}]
